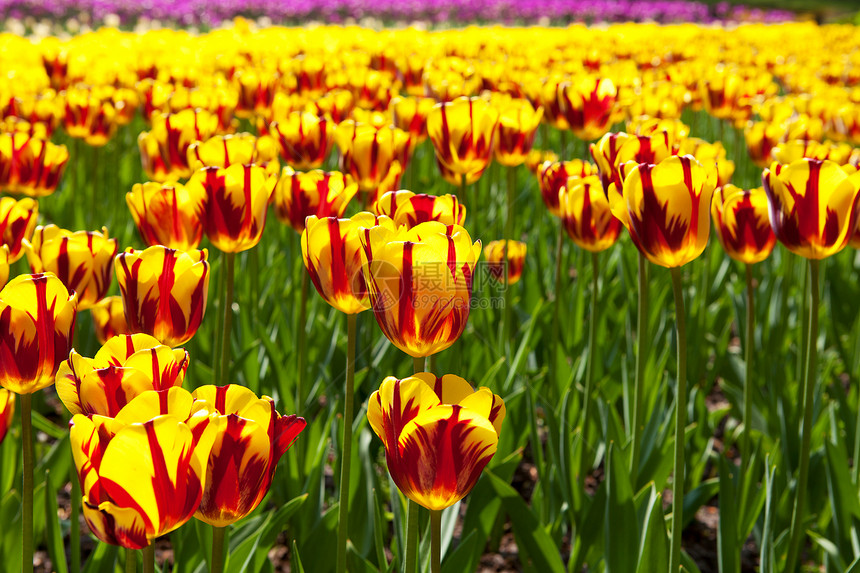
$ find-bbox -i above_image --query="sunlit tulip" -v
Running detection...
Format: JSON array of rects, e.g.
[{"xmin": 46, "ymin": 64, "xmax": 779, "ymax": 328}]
[
  {"xmin": 273, "ymin": 168, "xmax": 358, "ymax": 233},
  {"xmin": 56, "ymin": 333, "xmax": 188, "ymax": 417},
  {"xmin": 187, "ymin": 164, "xmax": 277, "ymax": 253},
  {"xmin": 494, "ymin": 98, "xmax": 543, "ymax": 167},
  {"xmin": 677, "ymin": 138, "xmax": 734, "ymax": 187},
  {"xmin": 127, "ymin": 181, "xmax": 206, "ymax": 251},
  {"xmin": 373, "ymin": 190, "xmax": 466, "ymax": 228},
  {"xmin": 762, "ymin": 159, "xmax": 860, "ymax": 259},
  {"xmin": 0, "ymin": 388, "xmax": 12, "ymax": 444},
  {"xmin": 334, "ymin": 123, "xmax": 409, "ymax": 205},
  {"xmin": 772, "ymin": 140, "xmax": 854, "ymax": 166},
  {"xmin": 2, "ymin": 91, "xmax": 62, "ymax": 137},
  {"xmin": 359, "ymin": 221, "xmax": 481, "ymax": 357},
  {"xmin": 23, "ymin": 225, "xmax": 118, "ymax": 311},
  {"xmin": 608, "ymin": 155, "xmax": 716, "ymax": 268},
  {"xmin": 115, "ymin": 246, "xmax": 209, "ymax": 347},
  {"xmin": 187, "ymin": 133, "xmax": 280, "ymax": 176},
  {"xmin": 615, "ymin": 131, "xmax": 678, "ymax": 172},
  {"xmin": 538, "ymin": 160, "xmax": 597, "ymax": 216},
  {"xmin": 390, "ymin": 96, "xmax": 436, "ymax": 142},
  {"xmin": 0, "ymin": 196, "xmax": 38, "ymax": 262},
  {"xmin": 192, "ymin": 384, "xmax": 306, "ymax": 526},
  {"xmin": 711, "ymin": 185, "xmax": 776, "ymax": 264},
  {"xmin": 427, "ymin": 97, "xmax": 499, "ymax": 184},
  {"xmin": 302, "ymin": 213, "xmax": 394, "ymax": 315},
  {"xmin": 367, "ymin": 373, "xmax": 505, "ymax": 510},
  {"xmin": 268, "ymin": 111, "xmax": 334, "ymax": 170},
  {"xmin": 558, "ymin": 77, "xmax": 618, "ymax": 141},
  {"xmin": 63, "ymin": 87, "xmax": 118, "ymax": 147},
  {"xmin": 559, "ymin": 175, "xmax": 623, "ymax": 252},
  {"xmin": 307, "ymin": 89, "xmax": 355, "ymax": 125},
  {"xmin": 0, "ymin": 245, "xmax": 7, "ymax": 290},
  {"xmin": 525, "ymin": 149, "xmax": 559, "ymax": 175},
  {"xmin": 69, "ymin": 387, "xmax": 220, "ymax": 549},
  {"xmin": 233, "ymin": 68, "xmax": 280, "ymax": 119},
  {"xmin": 0, "ymin": 273, "xmax": 77, "ymax": 394},
  {"xmin": 745, "ymin": 121, "xmax": 786, "ymax": 168},
  {"xmin": 484, "ymin": 240, "xmax": 527, "ymax": 285},
  {"xmin": 627, "ymin": 117, "xmax": 690, "ymax": 140},
  {"xmin": 590, "ymin": 131, "xmax": 631, "ymax": 194},
  {"xmin": 138, "ymin": 109, "xmax": 221, "ymax": 181},
  {"xmin": 0, "ymin": 132, "xmax": 68, "ymax": 197},
  {"xmin": 539, "ymin": 76, "xmax": 569, "ymax": 130},
  {"xmin": 90, "ymin": 296, "xmax": 130, "ymax": 344}
]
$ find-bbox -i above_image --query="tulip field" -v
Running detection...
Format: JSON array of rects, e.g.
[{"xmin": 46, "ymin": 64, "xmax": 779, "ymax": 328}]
[{"xmin": 4, "ymin": 11, "xmax": 860, "ymax": 573}]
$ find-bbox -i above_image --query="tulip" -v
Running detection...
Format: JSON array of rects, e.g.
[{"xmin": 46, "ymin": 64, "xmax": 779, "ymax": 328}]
[
  {"xmin": 711, "ymin": 185, "xmax": 776, "ymax": 264},
  {"xmin": 0, "ymin": 196, "xmax": 38, "ymax": 263},
  {"xmin": 484, "ymin": 240, "xmax": 527, "ymax": 285},
  {"xmin": 559, "ymin": 175, "xmax": 622, "ymax": 252},
  {"xmin": 138, "ymin": 109, "xmax": 221, "ymax": 181},
  {"xmin": 69, "ymin": 387, "xmax": 220, "ymax": 549},
  {"xmin": 538, "ymin": 159, "xmax": 597, "ymax": 216},
  {"xmin": 273, "ymin": 168, "xmax": 358, "ymax": 233},
  {"xmin": 677, "ymin": 138, "xmax": 734, "ymax": 188},
  {"xmin": 307, "ymin": 89, "xmax": 355, "ymax": 125},
  {"xmin": 56, "ymin": 333, "xmax": 189, "ymax": 417},
  {"xmin": 63, "ymin": 86, "xmax": 119, "ymax": 147},
  {"xmin": 608, "ymin": 154, "xmax": 716, "ymax": 268},
  {"xmin": 390, "ymin": 96, "xmax": 437, "ymax": 142},
  {"xmin": 268, "ymin": 111, "xmax": 334, "ymax": 170},
  {"xmin": 0, "ymin": 273, "xmax": 77, "ymax": 395},
  {"xmin": 187, "ymin": 164, "xmax": 278, "ymax": 253},
  {"xmin": 762, "ymin": 159, "xmax": 860, "ymax": 260},
  {"xmin": 3, "ymin": 91, "xmax": 62, "ymax": 137},
  {"xmin": 0, "ymin": 245, "xmax": 8, "ymax": 290},
  {"xmin": 192, "ymin": 384, "xmax": 306, "ymax": 526},
  {"xmin": 427, "ymin": 96, "xmax": 499, "ymax": 185},
  {"xmin": 538, "ymin": 76, "xmax": 569, "ymax": 130},
  {"xmin": 558, "ymin": 77, "xmax": 618, "ymax": 141},
  {"xmin": 525, "ymin": 149, "xmax": 559, "ymax": 175},
  {"xmin": 127, "ymin": 181, "xmax": 206, "ymax": 251},
  {"xmin": 494, "ymin": 98, "xmax": 543, "ymax": 167},
  {"xmin": 745, "ymin": 121, "xmax": 786, "ymax": 168},
  {"xmin": 359, "ymin": 221, "xmax": 481, "ymax": 358},
  {"xmin": 23, "ymin": 225, "xmax": 118, "ymax": 311},
  {"xmin": 772, "ymin": 139, "xmax": 853, "ymax": 166},
  {"xmin": 115, "ymin": 246, "xmax": 209, "ymax": 347},
  {"xmin": 373, "ymin": 190, "xmax": 466, "ymax": 228},
  {"xmin": 366, "ymin": 373, "xmax": 505, "ymax": 510},
  {"xmin": 187, "ymin": 133, "xmax": 280, "ymax": 176},
  {"xmin": 302, "ymin": 213, "xmax": 395, "ymax": 315},
  {"xmin": 0, "ymin": 133, "xmax": 69, "ymax": 197},
  {"xmin": 590, "ymin": 131, "xmax": 631, "ymax": 194},
  {"xmin": 90, "ymin": 296, "xmax": 130, "ymax": 344},
  {"xmin": 0, "ymin": 388, "xmax": 12, "ymax": 445},
  {"xmin": 233, "ymin": 68, "xmax": 280, "ymax": 119},
  {"xmin": 334, "ymin": 122, "xmax": 410, "ymax": 205}
]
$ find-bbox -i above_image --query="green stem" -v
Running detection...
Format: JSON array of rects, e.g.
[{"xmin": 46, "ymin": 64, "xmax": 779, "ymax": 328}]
[
  {"xmin": 669, "ymin": 267, "xmax": 688, "ymax": 573},
  {"xmin": 741, "ymin": 264, "xmax": 755, "ymax": 473},
  {"xmin": 430, "ymin": 510, "xmax": 442, "ymax": 573},
  {"xmin": 560, "ymin": 129, "xmax": 568, "ymax": 159},
  {"xmin": 630, "ymin": 253, "xmax": 649, "ymax": 482},
  {"xmin": 142, "ymin": 544, "xmax": 155, "ymax": 573},
  {"xmin": 125, "ymin": 548, "xmax": 136, "ymax": 573},
  {"xmin": 428, "ymin": 354, "xmax": 436, "ymax": 376},
  {"xmin": 460, "ymin": 174, "xmax": 468, "ymax": 211},
  {"xmin": 337, "ymin": 314, "xmax": 358, "ymax": 573},
  {"xmin": 785, "ymin": 259, "xmax": 820, "ymax": 573},
  {"xmin": 211, "ymin": 525, "xmax": 226, "ymax": 573},
  {"xmin": 213, "ymin": 257, "xmax": 225, "ymax": 365},
  {"xmin": 71, "ymin": 463, "xmax": 81, "ymax": 573},
  {"xmin": 219, "ymin": 252, "xmax": 236, "ymax": 387},
  {"xmin": 22, "ymin": 393, "xmax": 33, "ymax": 573},
  {"xmin": 89, "ymin": 145, "xmax": 98, "ymax": 229},
  {"xmin": 551, "ymin": 224, "xmax": 565, "ymax": 390},
  {"xmin": 581, "ymin": 251, "xmax": 599, "ymax": 478},
  {"xmin": 413, "ymin": 356, "xmax": 426, "ymax": 374},
  {"xmin": 249, "ymin": 247, "xmax": 259, "ymax": 326},
  {"xmin": 403, "ymin": 354, "xmax": 426, "ymax": 573},
  {"xmin": 297, "ymin": 270, "xmax": 309, "ymax": 410},
  {"xmin": 504, "ymin": 166, "xmax": 517, "ymax": 353}
]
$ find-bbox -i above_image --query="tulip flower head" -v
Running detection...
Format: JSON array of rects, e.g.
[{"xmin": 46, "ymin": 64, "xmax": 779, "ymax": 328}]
[
  {"xmin": 0, "ymin": 388, "xmax": 12, "ymax": 445},
  {"xmin": 711, "ymin": 185, "xmax": 776, "ymax": 264},
  {"xmin": 367, "ymin": 373, "xmax": 505, "ymax": 510},
  {"xmin": 90, "ymin": 296, "xmax": 130, "ymax": 344},
  {"xmin": 192, "ymin": 385, "xmax": 306, "ymax": 526},
  {"xmin": 115, "ymin": 246, "xmax": 209, "ymax": 347},
  {"xmin": 0, "ymin": 132, "xmax": 69, "ymax": 197},
  {"xmin": 138, "ymin": 109, "xmax": 221, "ymax": 181},
  {"xmin": 126, "ymin": 181, "xmax": 206, "ymax": 251},
  {"xmin": 273, "ymin": 168, "xmax": 359, "ymax": 233},
  {"xmin": 762, "ymin": 159, "xmax": 860, "ymax": 259},
  {"xmin": 427, "ymin": 96, "xmax": 499, "ymax": 184},
  {"xmin": 559, "ymin": 175, "xmax": 622, "ymax": 252},
  {"xmin": 0, "ymin": 273, "xmax": 77, "ymax": 394},
  {"xmin": 745, "ymin": 121, "xmax": 786, "ymax": 168},
  {"xmin": 390, "ymin": 96, "xmax": 437, "ymax": 142},
  {"xmin": 23, "ymin": 225, "xmax": 118, "ymax": 311},
  {"xmin": 69, "ymin": 387, "xmax": 220, "ymax": 549},
  {"xmin": 0, "ymin": 245, "xmax": 8, "ymax": 290},
  {"xmin": 558, "ymin": 77, "xmax": 618, "ymax": 141},
  {"xmin": 334, "ymin": 122, "xmax": 409, "ymax": 205},
  {"xmin": 268, "ymin": 111, "xmax": 334, "ymax": 170},
  {"xmin": 608, "ymin": 155, "xmax": 716, "ymax": 268},
  {"xmin": 373, "ymin": 190, "xmax": 467, "ymax": 228},
  {"xmin": 538, "ymin": 159, "xmax": 597, "ymax": 216},
  {"xmin": 359, "ymin": 221, "xmax": 481, "ymax": 358},
  {"xmin": 494, "ymin": 98, "xmax": 544, "ymax": 167},
  {"xmin": 590, "ymin": 131, "xmax": 631, "ymax": 194},
  {"xmin": 187, "ymin": 133, "xmax": 280, "ymax": 176},
  {"xmin": 484, "ymin": 240, "xmax": 527, "ymax": 284},
  {"xmin": 0, "ymin": 196, "xmax": 38, "ymax": 263},
  {"xmin": 56, "ymin": 333, "xmax": 189, "ymax": 417}
]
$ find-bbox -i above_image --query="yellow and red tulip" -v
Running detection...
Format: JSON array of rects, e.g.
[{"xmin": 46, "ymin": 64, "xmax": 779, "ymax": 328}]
[
  {"xmin": 23, "ymin": 225, "xmax": 118, "ymax": 311},
  {"xmin": 359, "ymin": 220, "xmax": 481, "ymax": 358},
  {"xmin": 187, "ymin": 164, "xmax": 278, "ymax": 253},
  {"xmin": 484, "ymin": 240, "xmax": 527, "ymax": 285},
  {"xmin": 273, "ymin": 168, "xmax": 358, "ymax": 233},
  {"xmin": 187, "ymin": 133, "xmax": 280, "ymax": 176},
  {"xmin": 558, "ymin": 77, "xmax": 618, "ymax": 141},
  {"xmin": 608, "ymin": 155, "xmax": 716, "ymax": 268},
  {"xmin": 590, "ymin": 131, "xmax": 631, "ymax": 194},
  {"xmin": 373, "ymin": 191, "xmax": 466, "ymax": 228},
  {"xmin": 302, "ymin": 212, "xmax": 394, "ymax": 315},
  {"xmin": 69, "ymin": 387, "xmax": 220, "ymax": 549},
  {"xmin": 62, "ymin": 86, "xmax": 119, "ymax": 147},
  {"xmin": 0, "ymin": 196, "xmax": 38, "ymax": 262},
  {"xmin": 233, "ymin": 68, "xmax": 280, "ymax": 119},
  {"xmin": 745, "ymin": 121, "xmax": 786, "ymax": 168},
  {"xmin": 493, "ymin": 98, "xmax": 543, "ymax": 167},
  {"xmin": 0, "ymin": 388, "xmax": 12, "ymax": 444},
  {"xmin": 711, "ymin": 185, "xmax": 776, "ymax": 264},
  {"xmin": 390, "ymin": 96, "xmax": 437, "ymax": 143},
  {"xmin": 367, "ymin": 373, "xmax": 505, "ymax": 510},
  {"xmin": 0, "ymin": 273, "xmax": 77, "ymax": 394},
  {"xmin": 559, "ymin": 175, "xmax": 622, "ymax": 252},
  {"xmin": 268, "ymin": 111, "xmax": 335, "ymax": 171},
  {"xmin": 0, "ymin": 245, "xmax": 8, "ymax": 290},
  {"xmin": 126, "ymin": 181, "xmax": 206, "ymax": 252},
  {"xmin": 762, "ymin": 159, "xmax": 860, "ymax": 259},
  {"xmin": 334, "ymin": 123, "xmax": 409, "ymax": 205},
  {"xmin": 90, "ymin": 296, "xmax": 130, "ymax": 344},
  {"xmin": 56, "ymin": 333, "xmax": 188, "ymax": 417},
  {"xmin": 538, "ymin": 160, "xmax": 597, "ymax": 216},
  {"xmin": 0, "ymin": 132, "xmax": 69, "ymax": 197},
  {"xmin": 138, "ymin": 109, "xmax": 221, "ymax": 182},
  {"xmin": 427, "ymin": 96, "xmax": 499, "ymax": 184},
  {"xmin": 115, "ymin": 246, "xmax": 209, "ymax": 347},
  {"xmin": 192, "ymin": 384, "xmax": 306, "ymax": 526}
]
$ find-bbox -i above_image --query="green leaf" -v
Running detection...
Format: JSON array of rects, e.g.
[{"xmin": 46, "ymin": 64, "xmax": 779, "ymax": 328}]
[
  {"xmin": 44, "ymin": 470, "xmax": 68, "ymax": 573},
  {"xmin": 636, "ymin": 485, "xmax": 669, "ymax": 573},
  {"xmin": 227, "ymin": 494, "xmax": 308, "ymax": 573},
  {"xmin": 717, "ymin": 456, "xmax": 739, "ymax": 573},
  {"xmin": 291, "ymin": 539, "xmax": 305, "ymax": 573},
  {"xmin": 682, "ymin": 478, "xmax": 719, "ymax": 530},
  {"xmin": 759, "ymin": 458, "xmax": 777, "ymax": 573},
  {"xmin": 484, "ymin": 470, "xmax": 565, "ymax": 573},
  {"xmin": 441, "ymin": 530, "xmax": 481, "ymax": 573},
  {"xmin": 605, "ymin": 443, "xmax": 638, "ymax": 573},
  {"xmin": 81, "ymin": 540, "xmax": 118, "ymax": 573}
]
